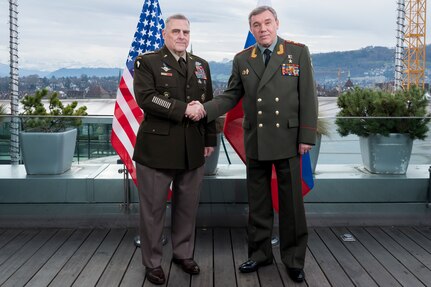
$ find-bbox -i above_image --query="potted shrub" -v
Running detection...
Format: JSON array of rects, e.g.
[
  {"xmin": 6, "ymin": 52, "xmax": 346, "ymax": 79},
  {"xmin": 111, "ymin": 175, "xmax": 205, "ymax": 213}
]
[
  {"xmin": 20, "ymin": 89, "xmax": 87, "ymax": 174},
  {"xmin": 335, "ymin": 86, "xmax": 430, "ymax": 174}
]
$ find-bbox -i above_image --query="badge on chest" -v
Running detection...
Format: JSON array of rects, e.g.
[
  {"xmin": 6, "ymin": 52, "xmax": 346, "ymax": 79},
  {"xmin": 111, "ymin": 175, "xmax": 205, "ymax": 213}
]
[{"xmin": 282, "ymin": 63, "xmax": 300, "ymax": 77}]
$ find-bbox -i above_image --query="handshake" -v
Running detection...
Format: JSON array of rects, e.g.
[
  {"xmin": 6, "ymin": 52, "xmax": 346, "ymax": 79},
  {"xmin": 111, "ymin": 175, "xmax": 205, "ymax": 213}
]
[{"xmin": 185, "ymin": 100, "xmax": 206, "ymax": 121}]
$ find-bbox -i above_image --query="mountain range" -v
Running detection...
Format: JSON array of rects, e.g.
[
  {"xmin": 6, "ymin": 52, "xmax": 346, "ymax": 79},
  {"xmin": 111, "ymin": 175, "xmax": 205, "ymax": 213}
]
[{"xmin": 1, "ymin": 45, "xmax": 430, "ymax": 84}]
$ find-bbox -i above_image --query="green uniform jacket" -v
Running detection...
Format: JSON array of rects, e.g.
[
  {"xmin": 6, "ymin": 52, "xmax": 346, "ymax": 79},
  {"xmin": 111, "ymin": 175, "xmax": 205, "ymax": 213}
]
[
  {"xmin": 204, "ymin": 37, "xmax": 317, "ymax": 160},
  {"xmin": 133, "ymin": 45, "xmax": 217, "ymax": 169}
]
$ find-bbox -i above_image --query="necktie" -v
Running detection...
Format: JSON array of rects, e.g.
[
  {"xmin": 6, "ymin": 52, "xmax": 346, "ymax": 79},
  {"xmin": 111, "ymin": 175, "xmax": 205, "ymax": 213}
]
[
  {"xmin": 178, "ymin": 57, "xmax": 187, "ymax": 75},
  {"xmin": 263, "ymin": 49, "xmax": 271, "ymax": 67}
]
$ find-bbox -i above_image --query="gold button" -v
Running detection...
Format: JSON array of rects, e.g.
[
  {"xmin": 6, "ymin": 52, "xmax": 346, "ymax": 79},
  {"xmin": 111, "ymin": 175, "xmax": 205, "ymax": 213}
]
[
  {"xmin": 275, "ymin": 111, "xmax": 279, "ymax": 115},
  {"xmin": 258, "ymin": 123, "xmax": 263, "ymax": 128},
  {"xmin": 276, "ymin": 123, "xmax": 280, "ymax": 128},
  {"xmin": 258, "ymin": 111, "xmax": 262, "ymax": 115},
  {"xmin": 275, "ymin": 97, "xmax": 279, "ymax": 102},
  {"xmin": 257, "ymin": 98, "xmax": 262, "ymax": 102}
]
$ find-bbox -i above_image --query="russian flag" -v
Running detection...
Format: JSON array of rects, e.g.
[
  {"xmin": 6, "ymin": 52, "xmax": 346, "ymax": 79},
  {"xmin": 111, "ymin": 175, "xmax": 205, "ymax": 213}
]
[{"xmin": 222, "ymin": 0, "xmax": 314, "ymax": 212}]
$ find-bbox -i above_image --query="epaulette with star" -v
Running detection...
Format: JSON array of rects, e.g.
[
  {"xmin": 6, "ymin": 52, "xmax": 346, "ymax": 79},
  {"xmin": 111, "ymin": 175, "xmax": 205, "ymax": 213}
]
[
  {"xmin": 285, "ymin": 40, "xmax": 305, "ymax": 47},
  {"xmin": 236, "ymin": 46, "xmax": 254, "ymax": 56}
]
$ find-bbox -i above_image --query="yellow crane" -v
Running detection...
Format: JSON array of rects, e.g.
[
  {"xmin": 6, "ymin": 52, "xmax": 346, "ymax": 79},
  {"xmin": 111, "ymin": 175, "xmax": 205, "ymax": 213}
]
[{"xmin": 402, "ymin": 0, "xmax": 427, "ymax": 89}]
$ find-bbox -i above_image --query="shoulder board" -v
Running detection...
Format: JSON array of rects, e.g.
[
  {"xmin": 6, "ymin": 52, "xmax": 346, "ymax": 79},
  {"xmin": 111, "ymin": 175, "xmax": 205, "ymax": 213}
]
[
  {"xmin": 188, "ymin": 53, "xmax": 206, "ymax": 63},
  {"xmin": 284, "ymin": 40, "xmax": 305, "ymax": 47},
  {"xmin": 236, "ymin": 46, "xmax": 254, "ymax": 56},
  {"xmin": 142, "ymin": 51, "xmax": 157, "ymax": 56}
]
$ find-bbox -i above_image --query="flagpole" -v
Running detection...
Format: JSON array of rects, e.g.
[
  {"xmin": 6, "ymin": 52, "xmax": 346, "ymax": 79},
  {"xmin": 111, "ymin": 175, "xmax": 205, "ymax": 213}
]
[{"xmin": 9, "ymin": 0, "xmax": 20, "ymax": 165}]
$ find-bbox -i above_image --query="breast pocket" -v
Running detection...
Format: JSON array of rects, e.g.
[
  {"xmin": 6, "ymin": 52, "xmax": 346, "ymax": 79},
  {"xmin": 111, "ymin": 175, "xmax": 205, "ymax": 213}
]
[
  {"xmin": 156, "ymin": 77, "xmax": 177, "ymax": 90},
  {"xmin": 141, "ymin": 120, "xmax": 170, "ymax": 136}
]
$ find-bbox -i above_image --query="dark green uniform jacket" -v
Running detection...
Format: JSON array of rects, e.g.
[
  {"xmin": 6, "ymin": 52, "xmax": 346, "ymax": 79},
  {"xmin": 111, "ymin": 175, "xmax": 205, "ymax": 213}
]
[
  {"xmin": 133, "ymin": 45, "xmax": 217, "ymax": 169},
  {"xmin": 204, "ymin": 37, "xmax": 317, "ymax": 160}
]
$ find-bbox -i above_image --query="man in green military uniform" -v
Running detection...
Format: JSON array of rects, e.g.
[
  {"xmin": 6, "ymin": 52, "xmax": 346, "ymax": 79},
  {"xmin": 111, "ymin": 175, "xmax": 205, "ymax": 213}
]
[
  {"xmin": 133, "ymin": 14, "xmax": 216, "ymax": 285},
  {"xmin": 190, "ymin": 6, "xmax": 317, "ymax": 283}
]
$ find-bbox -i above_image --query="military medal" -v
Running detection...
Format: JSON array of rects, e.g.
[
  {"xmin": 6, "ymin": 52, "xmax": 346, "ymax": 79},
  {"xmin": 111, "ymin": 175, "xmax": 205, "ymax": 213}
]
[
  {"xmin": 194, "ymin": 62, "xmax": 207, "ymax": 80},
  {"xmin": 241, "ymin": 68, "xmax": 249, "ymax": 76},
  {"xmin": 201, "ymin": 93, "xmax": 206, "ymax": 101},
  {"xmin": 161, "ymin": 72, "xmax": 173, "ymax": 76},
  {"xmin": 288, "ymin": 55, "xmax": 293, "ymax": 64},
  {"xmin": 282, "ymin": 63, "xmax": 300, "ymax": 76}
]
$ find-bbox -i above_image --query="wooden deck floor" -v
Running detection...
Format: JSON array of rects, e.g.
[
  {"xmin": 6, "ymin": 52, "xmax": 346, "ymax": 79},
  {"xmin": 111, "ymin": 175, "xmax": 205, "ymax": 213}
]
[{"xmin": 0, "ymin": 227, "xmax": 431, "ymax": 286}]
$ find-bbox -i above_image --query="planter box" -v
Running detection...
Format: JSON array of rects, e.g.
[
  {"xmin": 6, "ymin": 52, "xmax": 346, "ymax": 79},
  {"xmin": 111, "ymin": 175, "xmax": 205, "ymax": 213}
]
[
  {"xmin": 204, "ymin": 133, "xmax": 221, "ymax": 175},
  {"xmin": 359, "ymin": 133, "xmax": 413, "ymax": 174},
  {"xmin": 309, "ymin": 133, "xmax": 322, "ymax": 173},
  {"xmin": 20, "ymin": 129, "xmax": 77, "ymax": 175}
]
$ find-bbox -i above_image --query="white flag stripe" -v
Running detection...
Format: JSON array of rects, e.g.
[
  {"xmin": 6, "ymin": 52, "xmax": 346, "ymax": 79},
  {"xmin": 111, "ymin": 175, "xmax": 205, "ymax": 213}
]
[
  {"xmin": 115, "ymin": 87, "xmax": 140, "ymax": 133},
  {"xmin": 122, "ymin": 68, "xmax": 135, "ymax": 96},
  {"xmin": 112, "ymin": 117, "xmax": 135, "ymax": 158}
]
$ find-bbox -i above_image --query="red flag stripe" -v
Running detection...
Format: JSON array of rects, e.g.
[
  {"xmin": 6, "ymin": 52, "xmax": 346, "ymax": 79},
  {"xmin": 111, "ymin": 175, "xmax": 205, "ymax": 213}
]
[{"xmin": 113, "ymin": 102, "xmax": 137, "ymax": 145}]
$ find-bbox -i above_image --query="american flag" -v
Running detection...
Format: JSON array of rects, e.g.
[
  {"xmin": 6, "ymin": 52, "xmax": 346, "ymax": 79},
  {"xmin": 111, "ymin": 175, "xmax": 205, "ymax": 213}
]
[{"xmin": 111, "ymin": 0, "xmax": 165, "ymax": 184}]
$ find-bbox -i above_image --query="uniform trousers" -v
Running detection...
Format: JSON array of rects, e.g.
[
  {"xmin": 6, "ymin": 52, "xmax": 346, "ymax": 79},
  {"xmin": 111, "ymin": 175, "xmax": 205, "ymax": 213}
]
[
  {"xmin": 136, "ymin": 162, "xmax": 204, "ymax": 268},
  {"xmin": 246, "ymin": 155, "xmax": 308, "ymax": 269}
]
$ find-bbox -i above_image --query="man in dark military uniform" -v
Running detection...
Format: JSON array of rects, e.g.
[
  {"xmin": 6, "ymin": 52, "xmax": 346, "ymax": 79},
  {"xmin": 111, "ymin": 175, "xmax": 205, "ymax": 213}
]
[
  {"xmin": 193, "ymin": 6, "xmax": 317, "ymax": 283},
  {"xmin": 132, "ymin": 14, "xmax": 216, "ymax": 285}
]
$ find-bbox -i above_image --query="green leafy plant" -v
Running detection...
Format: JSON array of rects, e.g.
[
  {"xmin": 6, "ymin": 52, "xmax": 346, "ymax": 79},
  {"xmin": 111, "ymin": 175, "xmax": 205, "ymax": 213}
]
[
  {"xmin": 20, "ymin": 89, "xmax": 88, "ymax": 132},
  {"xmin": 336, "ymin": 86, "xmax": 430, "ymax": 140}
]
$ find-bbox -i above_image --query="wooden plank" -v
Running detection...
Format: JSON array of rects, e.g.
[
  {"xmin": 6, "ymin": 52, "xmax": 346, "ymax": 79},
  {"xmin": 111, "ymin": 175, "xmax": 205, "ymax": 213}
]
[
  {"xmin": 0, "ymin": 229, "xmax": 38, "ymax": 265},
  {"xmin": 383, "ymin": 227, "xmax": 431, "ymax": 269},
  {"xmin": 348, "ymin": 227, "xmax": 425, "ymax": 287},
  {"xmin": 315, "ymin": 227, "xmax": 378, "ymax": 287},
  {"xmin": 0, "ymin": 229, "xmax": 56, "ymax": 285},
  {"xmin": 0, "ymin": 229, "xmax": 22, "ymax": 249},
  {"xmin": 213, "ymin": 228, "xmax": 236, "ymax": 287},
  {"xmin": 400, "ymin": 227, "xmax": 431, "ymax": 254},
  {"xmin": 96, "ymin": 229, "xmax": 136, "ymax": 287},
  {"xmin": 303, "ymin": 247, "xmax": 331, "ymax": 287},
  {"xmin": 145, "ymin": 229, "xmax": 174, "ymax": 287},
  {"xmin": 366, "ymin": 227, "xmax": 431, "ymax": 285},
  {"xmin": 415, "ymin": 227, "xmax": 431, "ymax": 241},
  {"xmin": 231, "ymin": 228, "xmax": 259, "ymax": 287},
  {"xmin": 119, "ymin": 248, "xmax": 145, "ymax": 287},
  {"xmin": 72, "ymin": 229, "xmax": 126, "ymax": 287},
  {"xmin": 2, "ymin": 229, "xmax": 74, "ymax": 287},
  {"xmin": 308, "ymin": 228, "xmax": 354, "ymax": 287},
  {"xmin": 191, "ymin": 228, "xmax": 213, "ymax": 287},
  {"xmin": 25, "ymin": 229, "xmax": 91, "ymax": 287},
  {"xmin": 49, "ymin": 229, "xmax": 109, "ymax": 287},
  {"xmin": 332, "ymin": 227, "xmax": 401, "ymax": 287}
]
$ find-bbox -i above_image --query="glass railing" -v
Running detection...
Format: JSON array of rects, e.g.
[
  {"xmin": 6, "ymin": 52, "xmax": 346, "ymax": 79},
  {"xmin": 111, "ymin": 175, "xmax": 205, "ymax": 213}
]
[{"xmin": 0, "ymin": 115, "xmax": 430, "ymax": 169}]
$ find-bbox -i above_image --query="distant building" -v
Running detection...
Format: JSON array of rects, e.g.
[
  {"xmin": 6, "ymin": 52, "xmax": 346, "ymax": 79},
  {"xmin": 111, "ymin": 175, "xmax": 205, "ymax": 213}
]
[
  {"xmin": 86, "ymin": 84, "xmax": 110, "ymax": 99},
  {"xmin": 343, "ymin": 70, "xmax": 354, "ymax": 91}
]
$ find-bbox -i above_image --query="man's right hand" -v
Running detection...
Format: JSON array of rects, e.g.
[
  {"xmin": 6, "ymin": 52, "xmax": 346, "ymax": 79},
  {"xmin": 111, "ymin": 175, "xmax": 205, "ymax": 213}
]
[{"xmin": 185, "ymin": 101, "xmax": 206, "ymax": 121}]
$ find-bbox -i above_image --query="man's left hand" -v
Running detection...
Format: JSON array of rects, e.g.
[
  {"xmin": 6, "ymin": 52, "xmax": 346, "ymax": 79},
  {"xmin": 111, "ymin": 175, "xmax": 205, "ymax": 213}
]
[
  {"xmin": 298, "ymin": 143, "xmax": 312, "ymax": 155},
  {"xmin": 204, "ymin": 147, "xmax": 214, "ymax": 157}
]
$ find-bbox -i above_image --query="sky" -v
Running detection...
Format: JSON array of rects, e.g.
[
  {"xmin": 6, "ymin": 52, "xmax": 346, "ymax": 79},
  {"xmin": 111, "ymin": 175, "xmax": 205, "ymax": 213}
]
[{"xmin": 0, "ymin": 0, "xmax": 429, "ymax": 71}]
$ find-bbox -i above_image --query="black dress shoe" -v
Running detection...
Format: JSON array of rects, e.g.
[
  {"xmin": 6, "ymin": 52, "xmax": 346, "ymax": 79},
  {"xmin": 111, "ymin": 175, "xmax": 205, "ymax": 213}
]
[
  {"xmin": 239, "ymin": 259, "xmax": 273, "ymax": 273},
  {"xmin": 288, "ymin": 268, "xmax": 305, "ymax": 283},
  {"xmin": 172, "ymin": 258, "xmax": 200, "ymax": 274},
  {"xmin": 146, "ymin": 266, "xmax": 165, "ymax": 285}
]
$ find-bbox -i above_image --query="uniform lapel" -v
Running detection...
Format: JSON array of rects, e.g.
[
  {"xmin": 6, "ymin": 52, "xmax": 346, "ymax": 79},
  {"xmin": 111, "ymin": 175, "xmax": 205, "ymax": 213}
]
[
  {"xmin": 246, "ymin": 45, "xmax": 265, "ymax": 80},
  {"xmin": 186, "ymin": 53, "xmax": 195, "ymax": 83},
  {"xmin": 160, "ymin": 46, "xmax": 186, "ymax": 77},
  {"xmin": 258, "ymin": 38, "xmax": 288, "ymax": 92}
]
